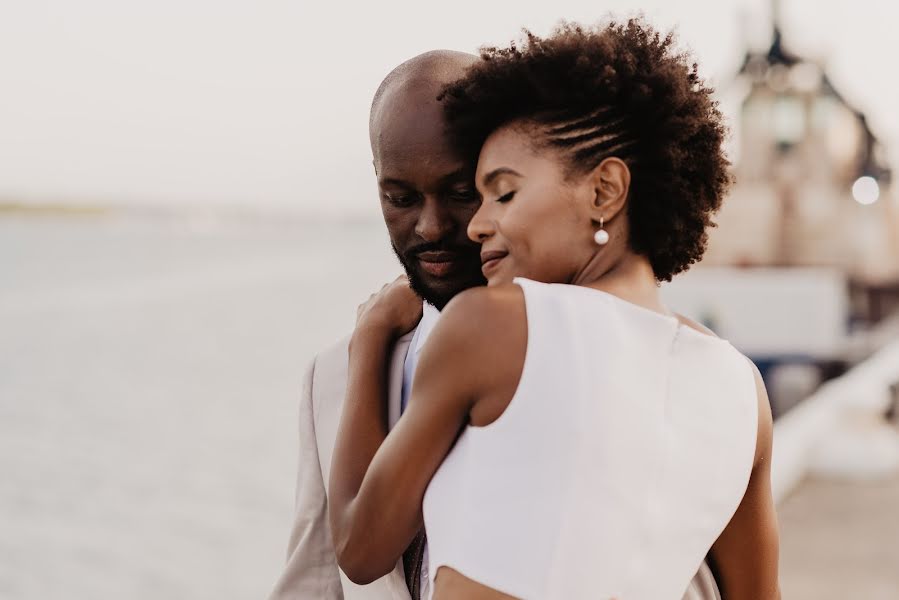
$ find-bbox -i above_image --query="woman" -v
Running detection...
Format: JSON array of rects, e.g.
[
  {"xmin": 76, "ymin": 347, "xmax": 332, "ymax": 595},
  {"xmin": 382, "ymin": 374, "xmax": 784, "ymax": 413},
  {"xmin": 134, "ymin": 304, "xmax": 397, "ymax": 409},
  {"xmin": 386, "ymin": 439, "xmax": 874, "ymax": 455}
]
[{"xmin": 329, "ymin": 19, "xmax": 780, "ymax": 600}]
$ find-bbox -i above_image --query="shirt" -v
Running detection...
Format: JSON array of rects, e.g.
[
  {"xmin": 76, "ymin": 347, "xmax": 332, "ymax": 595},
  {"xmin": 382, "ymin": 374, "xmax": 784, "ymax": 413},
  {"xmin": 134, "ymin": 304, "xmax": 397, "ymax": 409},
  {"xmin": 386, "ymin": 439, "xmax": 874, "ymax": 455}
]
[
  {"xmin": 399, "ymin": 301, "xmax": 441, "ymax": 599},
  {"xmin": 401, "ymin": 302, "xmax": 441, "ymax": 412}
]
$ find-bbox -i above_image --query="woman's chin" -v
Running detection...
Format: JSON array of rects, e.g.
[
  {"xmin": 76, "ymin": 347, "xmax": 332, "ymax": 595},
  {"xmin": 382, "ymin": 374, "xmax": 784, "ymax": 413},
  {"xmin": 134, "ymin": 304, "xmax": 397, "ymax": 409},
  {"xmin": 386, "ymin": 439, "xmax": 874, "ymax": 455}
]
[
  {"xmin": 484, "ymin": 257, "xmax": 524, "ymax": 286},
  {"xmin": 486, "ymin": 271, "xmax": 515, "ymax": 287}
]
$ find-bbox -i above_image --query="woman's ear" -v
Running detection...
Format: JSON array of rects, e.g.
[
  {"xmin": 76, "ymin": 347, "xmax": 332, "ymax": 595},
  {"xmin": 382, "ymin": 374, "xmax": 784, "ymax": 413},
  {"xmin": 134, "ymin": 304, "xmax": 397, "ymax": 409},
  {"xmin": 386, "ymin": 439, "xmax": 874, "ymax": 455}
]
[{"xmin": 587, "ymin": 157, "xmax": 630, "ymax": 223}]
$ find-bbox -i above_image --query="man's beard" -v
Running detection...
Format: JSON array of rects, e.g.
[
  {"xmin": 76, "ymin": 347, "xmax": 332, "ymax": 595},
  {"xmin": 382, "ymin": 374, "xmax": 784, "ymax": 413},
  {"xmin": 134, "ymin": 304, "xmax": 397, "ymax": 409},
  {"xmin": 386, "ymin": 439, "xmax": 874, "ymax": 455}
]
[{"xmin": 391, "ymin": 241, "xmax": 486, "ymax": 310}]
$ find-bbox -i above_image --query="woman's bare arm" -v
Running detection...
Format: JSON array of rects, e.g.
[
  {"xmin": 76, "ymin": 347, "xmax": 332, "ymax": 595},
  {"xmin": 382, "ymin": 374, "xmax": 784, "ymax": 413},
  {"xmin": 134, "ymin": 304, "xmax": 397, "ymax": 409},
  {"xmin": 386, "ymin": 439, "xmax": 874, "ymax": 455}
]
[
  {"xmin": 710, "ymin": 360, "xmax": 781, "ymax": 599},
  {"xmin": 328, "ymin": 285, "xmax": 524, "ymax": 584}
]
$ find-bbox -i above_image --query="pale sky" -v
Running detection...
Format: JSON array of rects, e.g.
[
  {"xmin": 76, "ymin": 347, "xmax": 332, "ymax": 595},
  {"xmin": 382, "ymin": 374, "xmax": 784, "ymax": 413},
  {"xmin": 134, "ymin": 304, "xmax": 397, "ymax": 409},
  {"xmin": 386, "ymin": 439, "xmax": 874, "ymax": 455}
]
[{"xmin": 0, "ymin": 0, "xmax": 895, "ymax": 217}]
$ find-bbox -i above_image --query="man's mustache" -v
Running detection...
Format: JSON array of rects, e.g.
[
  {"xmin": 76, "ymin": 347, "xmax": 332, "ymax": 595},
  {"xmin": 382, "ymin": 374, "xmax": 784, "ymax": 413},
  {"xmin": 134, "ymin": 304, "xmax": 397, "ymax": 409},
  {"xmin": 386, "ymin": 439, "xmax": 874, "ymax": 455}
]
[{"xmin": 404, "ymin": 241, "xmax": 480, "ymax": 260}]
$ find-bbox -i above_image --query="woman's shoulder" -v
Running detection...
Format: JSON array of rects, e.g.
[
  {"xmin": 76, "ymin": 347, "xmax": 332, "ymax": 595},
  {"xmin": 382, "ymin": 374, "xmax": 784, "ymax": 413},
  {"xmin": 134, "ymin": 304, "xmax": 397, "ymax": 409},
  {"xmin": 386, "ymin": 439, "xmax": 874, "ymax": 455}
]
[
  {"xmin": 415, "ymin": 285, "xmax": 529, "ymax": 422},
  {"xmin": 440, "ymin": 284, "xmax": 526, "ymax": 336},
  {"xmin": 673, "ymin": 312, "xmax": 719, "ymax": 338},
  {"xmin": 425, "ymin": 285, "xmax": 527, "ymax": 375},
  {"xmin": 676, "ymin": 320, "xmax": 770, "ymax": 467}
]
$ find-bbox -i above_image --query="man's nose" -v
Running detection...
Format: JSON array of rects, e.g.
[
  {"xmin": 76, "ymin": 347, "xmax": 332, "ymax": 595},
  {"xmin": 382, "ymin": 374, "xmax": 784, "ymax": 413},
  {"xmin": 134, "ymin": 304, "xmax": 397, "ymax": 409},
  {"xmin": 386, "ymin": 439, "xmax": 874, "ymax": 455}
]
[{"xmin": 414, "ymin": 196, "xmax": 454, "ymax": 242}]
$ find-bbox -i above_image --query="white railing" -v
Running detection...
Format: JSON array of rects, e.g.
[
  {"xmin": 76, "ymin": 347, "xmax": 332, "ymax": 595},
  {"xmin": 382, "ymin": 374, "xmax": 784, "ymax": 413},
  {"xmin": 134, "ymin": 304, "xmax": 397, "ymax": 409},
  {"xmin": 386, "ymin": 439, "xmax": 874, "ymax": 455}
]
[{"xmin": 771, "ymin": 339, "xmax": 899, "ymax": 503}]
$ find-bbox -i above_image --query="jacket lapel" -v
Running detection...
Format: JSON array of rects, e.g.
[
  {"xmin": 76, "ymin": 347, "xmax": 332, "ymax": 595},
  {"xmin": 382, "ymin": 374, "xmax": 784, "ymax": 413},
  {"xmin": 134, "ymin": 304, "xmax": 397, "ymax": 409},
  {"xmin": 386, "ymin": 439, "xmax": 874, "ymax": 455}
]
[{"xmin": 314, "ymin": 330, "xmax": 416, "ymax": 600}]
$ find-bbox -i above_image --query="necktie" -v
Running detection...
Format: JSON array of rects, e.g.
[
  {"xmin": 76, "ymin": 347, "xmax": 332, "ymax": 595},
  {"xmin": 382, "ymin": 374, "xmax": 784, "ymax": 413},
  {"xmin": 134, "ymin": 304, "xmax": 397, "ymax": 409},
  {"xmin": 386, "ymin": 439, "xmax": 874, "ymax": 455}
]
[{"xmin": 402, "ymin": 528, "xmax": 427, "ymax": 600}]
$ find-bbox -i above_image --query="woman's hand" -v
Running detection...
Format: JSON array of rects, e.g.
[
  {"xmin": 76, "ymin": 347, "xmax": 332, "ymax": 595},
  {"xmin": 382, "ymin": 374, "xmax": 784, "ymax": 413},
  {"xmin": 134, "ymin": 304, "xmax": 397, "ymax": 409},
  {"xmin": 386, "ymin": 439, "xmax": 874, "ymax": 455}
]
[{"xmin": 355, "ymin": 275, "xmax": 423, "ymax": 339}]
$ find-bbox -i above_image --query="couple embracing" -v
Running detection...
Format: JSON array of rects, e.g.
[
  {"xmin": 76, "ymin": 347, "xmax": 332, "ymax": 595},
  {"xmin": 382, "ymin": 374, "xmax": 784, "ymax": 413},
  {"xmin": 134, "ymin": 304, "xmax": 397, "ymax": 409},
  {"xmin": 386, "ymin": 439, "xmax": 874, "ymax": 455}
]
[{"xmin": 270, "ymin": 18, "xmax": 780, "ymax": 600}]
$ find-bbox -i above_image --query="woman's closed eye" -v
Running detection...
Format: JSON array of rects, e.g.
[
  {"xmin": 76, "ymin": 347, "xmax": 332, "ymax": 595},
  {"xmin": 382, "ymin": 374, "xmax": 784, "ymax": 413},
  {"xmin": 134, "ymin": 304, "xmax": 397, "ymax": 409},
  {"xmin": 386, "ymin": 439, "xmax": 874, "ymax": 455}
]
[{"xmin": 496, "ymin": 191, "xmax": 516, "ymax": 204}]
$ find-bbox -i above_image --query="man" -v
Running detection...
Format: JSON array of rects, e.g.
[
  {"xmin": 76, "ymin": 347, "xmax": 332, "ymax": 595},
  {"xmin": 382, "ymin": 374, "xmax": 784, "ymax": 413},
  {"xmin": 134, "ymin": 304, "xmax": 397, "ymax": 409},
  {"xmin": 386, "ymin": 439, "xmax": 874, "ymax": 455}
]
[{"xmin": 268, "ymin": 50, "xmax": 722, "ymax": 600}]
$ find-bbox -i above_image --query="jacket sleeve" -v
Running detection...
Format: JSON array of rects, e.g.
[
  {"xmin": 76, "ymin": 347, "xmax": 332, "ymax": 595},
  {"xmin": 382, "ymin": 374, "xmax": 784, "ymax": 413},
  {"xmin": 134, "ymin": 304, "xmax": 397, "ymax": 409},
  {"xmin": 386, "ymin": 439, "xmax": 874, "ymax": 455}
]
[{"xmin": 268, "ymin": 357, "xmax": 344, "ymax": 600}]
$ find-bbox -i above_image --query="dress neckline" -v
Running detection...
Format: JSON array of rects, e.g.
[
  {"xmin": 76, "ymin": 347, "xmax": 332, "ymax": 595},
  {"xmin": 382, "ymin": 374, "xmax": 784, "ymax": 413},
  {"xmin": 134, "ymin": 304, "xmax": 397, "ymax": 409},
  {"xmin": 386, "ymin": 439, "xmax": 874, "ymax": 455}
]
[
  {"xmin": 513, "ymin": 277, "xmax": 731, "ymax": 346},
  {"xmin": 514, "ymin": 276, "xmax": 677, "ymax": 323}
]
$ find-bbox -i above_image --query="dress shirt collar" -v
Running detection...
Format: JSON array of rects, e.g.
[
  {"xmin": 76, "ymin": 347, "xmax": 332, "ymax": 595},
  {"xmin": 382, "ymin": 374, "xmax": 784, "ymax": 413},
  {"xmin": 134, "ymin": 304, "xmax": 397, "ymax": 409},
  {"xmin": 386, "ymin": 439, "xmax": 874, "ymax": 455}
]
[{"xmin": 411, "ymin": 301, "xmax": 441, "ymax": 357}]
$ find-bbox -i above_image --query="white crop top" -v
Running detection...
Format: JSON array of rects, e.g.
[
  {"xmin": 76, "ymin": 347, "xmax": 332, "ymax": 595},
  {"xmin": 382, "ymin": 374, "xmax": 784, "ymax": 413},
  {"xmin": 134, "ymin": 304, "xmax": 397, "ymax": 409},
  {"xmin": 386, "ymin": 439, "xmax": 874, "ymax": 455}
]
[{"xmin": 422, "ymin": 278, "xmax": 758, "ymax": 599}]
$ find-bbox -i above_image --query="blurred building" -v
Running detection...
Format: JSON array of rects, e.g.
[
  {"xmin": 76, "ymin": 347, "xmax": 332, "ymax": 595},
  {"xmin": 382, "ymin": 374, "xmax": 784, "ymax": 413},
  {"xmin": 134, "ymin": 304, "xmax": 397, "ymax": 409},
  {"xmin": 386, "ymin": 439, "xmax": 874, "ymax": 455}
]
[{"xmin": 703, "ymin": 3, "xmax": 899, "ymax": 324}]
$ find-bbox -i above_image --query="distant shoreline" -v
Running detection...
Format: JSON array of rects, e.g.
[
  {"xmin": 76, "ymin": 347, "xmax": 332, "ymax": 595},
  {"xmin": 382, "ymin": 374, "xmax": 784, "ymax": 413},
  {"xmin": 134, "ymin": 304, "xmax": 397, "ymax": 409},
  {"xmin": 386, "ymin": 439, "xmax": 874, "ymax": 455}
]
[
  {"xmin": 0, "ymin": 201, "xmax": 384, "ymax": 227},
  {"xmin": 0, "ymin": 202, "xmax": 110, "ymax": 216}
]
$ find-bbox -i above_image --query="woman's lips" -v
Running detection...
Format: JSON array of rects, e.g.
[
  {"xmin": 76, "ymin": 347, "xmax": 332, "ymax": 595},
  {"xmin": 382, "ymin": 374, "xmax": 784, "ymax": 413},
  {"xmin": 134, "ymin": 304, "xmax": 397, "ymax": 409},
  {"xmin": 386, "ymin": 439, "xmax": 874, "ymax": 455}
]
[{"xmin": 480, "ymin": 250, "xmax": 508, "ymax": 276}]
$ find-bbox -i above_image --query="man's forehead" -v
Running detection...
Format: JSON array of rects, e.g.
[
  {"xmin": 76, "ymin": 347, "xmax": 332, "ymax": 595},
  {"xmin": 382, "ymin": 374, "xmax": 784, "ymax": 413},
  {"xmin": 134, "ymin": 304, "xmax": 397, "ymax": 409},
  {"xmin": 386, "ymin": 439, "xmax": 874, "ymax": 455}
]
[
  {"xmin": 373, "ymin": 86, "xmax": 446, "ymax": 140},
  {"xmin": 377, "ymin": 160, "xmax": 473, "ymax": 189},
  {"xmin": 373, "ymin": 106, "xmax": 470, "ymax": 180},
  {"xmin": 376, "ymin": 120, "xmax": 451, "ymax": 160}
]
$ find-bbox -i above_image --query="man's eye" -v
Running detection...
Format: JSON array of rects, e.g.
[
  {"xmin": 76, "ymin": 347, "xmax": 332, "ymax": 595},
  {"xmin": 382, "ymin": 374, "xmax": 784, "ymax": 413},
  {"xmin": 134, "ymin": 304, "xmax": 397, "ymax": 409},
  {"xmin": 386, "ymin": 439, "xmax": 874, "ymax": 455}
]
[
  {"xmin": 449, "ymin": 189, "xmax": 480, "ymax": 203},
  {"xmin": 384, "ymin": 193, "xmax": 418, "ymax": 206}
]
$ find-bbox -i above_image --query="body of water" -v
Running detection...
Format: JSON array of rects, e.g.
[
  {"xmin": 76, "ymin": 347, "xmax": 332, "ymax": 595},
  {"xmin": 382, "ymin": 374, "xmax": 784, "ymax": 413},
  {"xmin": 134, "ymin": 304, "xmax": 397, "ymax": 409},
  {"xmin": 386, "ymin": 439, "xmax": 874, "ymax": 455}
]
[{"xmin": 0, "ymin": 215, "xmax": 401, "ymax": 599}]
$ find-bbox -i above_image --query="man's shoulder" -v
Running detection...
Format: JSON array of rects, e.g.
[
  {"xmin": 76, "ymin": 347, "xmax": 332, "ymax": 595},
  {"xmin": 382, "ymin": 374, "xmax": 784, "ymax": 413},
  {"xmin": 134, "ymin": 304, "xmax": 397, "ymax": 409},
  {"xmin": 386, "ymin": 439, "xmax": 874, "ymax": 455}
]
[
  {"xmin": 313, "ymin": 333, "xmax": 351, "ymax": 372},
  {"xmin": 304, "ymin": 328, "xmax": 416, "ymax": 480},
  {"xmin": 305, "ymin": 335, "xmax": 352, "ymax": 417},
  {"xmin": 309, "ymin": 329, "xmax": 416, "ymax": 393},
  {"xmin": 311, "ymin": 328, "xmax": 416, "ymax": 368}
]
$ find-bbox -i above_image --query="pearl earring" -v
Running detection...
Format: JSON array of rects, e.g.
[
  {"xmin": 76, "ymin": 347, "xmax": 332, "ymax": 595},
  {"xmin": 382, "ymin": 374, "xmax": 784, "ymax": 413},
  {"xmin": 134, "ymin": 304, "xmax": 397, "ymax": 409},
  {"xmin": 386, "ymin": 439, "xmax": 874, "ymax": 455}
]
[{"xmin": 594, "ymin": 216, "xmax": 609, "ymax": 245}]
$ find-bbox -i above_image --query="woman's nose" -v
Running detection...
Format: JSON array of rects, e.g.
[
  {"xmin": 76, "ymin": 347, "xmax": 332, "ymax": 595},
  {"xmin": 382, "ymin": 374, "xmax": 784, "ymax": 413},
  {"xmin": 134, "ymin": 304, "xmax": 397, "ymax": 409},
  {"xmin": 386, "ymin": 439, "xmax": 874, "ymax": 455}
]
[{"xmin": 466, "ymin": 201, "xmax": 495, "ymax": 243}]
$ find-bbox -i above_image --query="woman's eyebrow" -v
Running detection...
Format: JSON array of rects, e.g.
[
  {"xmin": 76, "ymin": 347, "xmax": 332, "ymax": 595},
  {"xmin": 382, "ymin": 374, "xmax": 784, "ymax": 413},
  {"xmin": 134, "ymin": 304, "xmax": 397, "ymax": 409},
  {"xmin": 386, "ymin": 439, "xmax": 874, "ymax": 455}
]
[{"xmin": 481, "ymin": 167, "xmax": 523, "ymax": 187}]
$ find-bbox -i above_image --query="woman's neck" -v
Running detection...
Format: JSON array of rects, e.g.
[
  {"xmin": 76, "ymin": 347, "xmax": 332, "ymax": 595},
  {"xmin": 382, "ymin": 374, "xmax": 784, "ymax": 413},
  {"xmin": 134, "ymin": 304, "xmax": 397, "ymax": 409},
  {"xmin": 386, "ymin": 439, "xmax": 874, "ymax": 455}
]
[{"xmin": 574, "ymin": 252, "xmax": 672, "ymax": 317}]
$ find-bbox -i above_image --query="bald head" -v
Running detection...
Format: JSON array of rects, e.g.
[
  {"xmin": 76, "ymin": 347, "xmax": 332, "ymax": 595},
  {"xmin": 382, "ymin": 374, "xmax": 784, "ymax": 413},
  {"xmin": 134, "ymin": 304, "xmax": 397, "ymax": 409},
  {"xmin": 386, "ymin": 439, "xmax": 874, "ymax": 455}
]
[
  {"xmin": 367, "ymin": 50, "xmax": 486, "ymax": 310},
  {"xmin": 369, "ymin": 50, "xmax": 478, "ymax": 163}
]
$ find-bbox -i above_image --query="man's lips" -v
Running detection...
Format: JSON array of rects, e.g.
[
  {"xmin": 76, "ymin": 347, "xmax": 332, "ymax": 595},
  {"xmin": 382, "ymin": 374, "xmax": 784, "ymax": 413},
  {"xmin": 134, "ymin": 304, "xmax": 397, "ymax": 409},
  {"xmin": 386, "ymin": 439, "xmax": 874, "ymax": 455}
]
[
  {"xmin": 480, "ymin": 250, "xmax": 508, "ymax": 276},
  {"xmin": 415, "ymin": 251, "xmax": 461, "ymax": 277}
]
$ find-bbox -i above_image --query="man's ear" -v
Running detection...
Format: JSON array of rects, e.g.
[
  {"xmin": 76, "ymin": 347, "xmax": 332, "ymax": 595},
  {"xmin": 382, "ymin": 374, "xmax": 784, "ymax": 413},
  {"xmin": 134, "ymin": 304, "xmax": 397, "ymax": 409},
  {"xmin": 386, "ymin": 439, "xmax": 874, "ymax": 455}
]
[{"xmin": 586, "ymin": 157, "xmax": 630, "ymax": 224}]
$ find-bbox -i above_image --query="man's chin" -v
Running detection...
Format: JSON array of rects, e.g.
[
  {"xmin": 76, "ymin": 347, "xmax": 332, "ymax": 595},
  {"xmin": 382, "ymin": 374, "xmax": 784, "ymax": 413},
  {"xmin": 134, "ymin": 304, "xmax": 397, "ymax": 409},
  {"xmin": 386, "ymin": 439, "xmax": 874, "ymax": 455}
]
[
  {"xmin": 407, "ymin": 266, "xmax": 485, "ymax": 310},
  {"xmin": 409, "ymin": 274, "xmax": 461, "ymax": 310}
]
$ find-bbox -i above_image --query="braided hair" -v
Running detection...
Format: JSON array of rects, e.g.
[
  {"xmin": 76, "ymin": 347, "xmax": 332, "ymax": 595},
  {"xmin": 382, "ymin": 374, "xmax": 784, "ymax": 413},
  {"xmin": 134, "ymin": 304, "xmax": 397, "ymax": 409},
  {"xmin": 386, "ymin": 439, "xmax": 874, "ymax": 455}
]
[{"xmin": 440, "ymin": 18, "xmax": 732, "ymax": 282}]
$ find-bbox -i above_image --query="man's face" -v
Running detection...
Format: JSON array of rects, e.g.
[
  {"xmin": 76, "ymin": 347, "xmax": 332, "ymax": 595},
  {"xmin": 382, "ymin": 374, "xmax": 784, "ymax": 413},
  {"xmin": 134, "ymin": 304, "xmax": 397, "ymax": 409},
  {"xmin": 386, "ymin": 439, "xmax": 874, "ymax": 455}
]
[{"xmin": 373, "ymin": 97, "xmax": 486, "ymax": 309}]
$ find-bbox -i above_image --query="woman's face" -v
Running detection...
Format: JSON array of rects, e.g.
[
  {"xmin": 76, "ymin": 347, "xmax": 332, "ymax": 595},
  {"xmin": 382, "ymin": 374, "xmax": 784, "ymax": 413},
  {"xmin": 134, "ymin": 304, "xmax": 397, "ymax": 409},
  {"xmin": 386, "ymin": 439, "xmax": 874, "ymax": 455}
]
[{"xmin": 468, "ymin": 123, "xmax": 601, "ymax": 286}]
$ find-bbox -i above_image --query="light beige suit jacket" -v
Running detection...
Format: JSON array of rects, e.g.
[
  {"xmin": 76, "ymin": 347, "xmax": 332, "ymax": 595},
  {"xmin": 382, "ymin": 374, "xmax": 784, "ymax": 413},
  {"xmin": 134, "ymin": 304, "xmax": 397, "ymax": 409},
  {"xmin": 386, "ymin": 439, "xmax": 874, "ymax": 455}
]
[{"xmin": 268, "ymin": 330, "xmax": 722, "ymax": 600}]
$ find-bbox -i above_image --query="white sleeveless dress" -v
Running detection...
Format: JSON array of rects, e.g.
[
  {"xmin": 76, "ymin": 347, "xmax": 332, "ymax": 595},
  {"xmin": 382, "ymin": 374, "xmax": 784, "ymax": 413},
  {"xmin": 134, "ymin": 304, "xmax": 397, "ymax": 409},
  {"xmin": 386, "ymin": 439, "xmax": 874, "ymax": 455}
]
[{"xmin": 422, "ymin": 278, "xmax": 758, "ymax": 599}]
